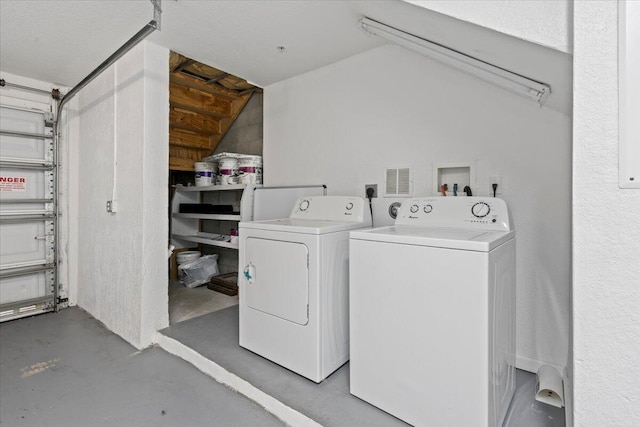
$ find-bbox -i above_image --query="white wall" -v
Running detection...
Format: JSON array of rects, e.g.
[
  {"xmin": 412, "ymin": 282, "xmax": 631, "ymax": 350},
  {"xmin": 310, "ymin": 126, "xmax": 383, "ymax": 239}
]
[
  {"xmin": 406, "ymin": 0, "xmax": 572, "ymax": 54},
  {"xmin": 264, "ymin": 44, "xmax": 571, "ymax": 371},
  {"xmin": 72, "ymin": 41, "xmax": 169, "ymax": 349},
  {"xmin": 573, "ymin": 2, "xmax": 640, "ymax": 425}
]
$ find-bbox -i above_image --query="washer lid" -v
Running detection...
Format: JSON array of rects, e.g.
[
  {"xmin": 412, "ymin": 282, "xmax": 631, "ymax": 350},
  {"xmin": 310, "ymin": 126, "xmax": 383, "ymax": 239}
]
[
  {"xmin": 350, "ymin": 225, "xmax": 515, "ymax": 252},
  {"xmin": 240, "ymin": 218, "xmax": 368, "ymax": 235}
]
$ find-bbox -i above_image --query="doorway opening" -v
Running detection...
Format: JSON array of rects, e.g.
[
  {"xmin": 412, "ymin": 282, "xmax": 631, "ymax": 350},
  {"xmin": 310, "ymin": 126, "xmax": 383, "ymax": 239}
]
[{"xmin": 167, "ymin": 52, "xmax": 263, "ymax": 324}]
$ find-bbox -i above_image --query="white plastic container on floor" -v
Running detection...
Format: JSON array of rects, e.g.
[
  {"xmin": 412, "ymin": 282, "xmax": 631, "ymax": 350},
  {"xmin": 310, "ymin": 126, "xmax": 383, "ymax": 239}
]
[
  {"xmin": 177, "ymin": 251, "xmax": 201, "ymax": 282},
  {"xmin": 180, "ymin": 254, "xmax": 220, "ymax": 288},
  {"xmin": 177, "ymin": 251, "xmax": 201, "ymax": 265}
]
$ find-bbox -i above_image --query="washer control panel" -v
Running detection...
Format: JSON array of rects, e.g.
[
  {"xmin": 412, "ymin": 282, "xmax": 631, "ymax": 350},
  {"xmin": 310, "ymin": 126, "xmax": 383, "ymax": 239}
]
[
  {"xmin": 471, "ymin": 202, "xmax": 490, "ymax": 218},
  {"xmin": 395, "ymin": 197, "xmax": 511, "ymax": 231},
  {"xmin": 290, "ymin": 196, "xmax": 370, "ymax": 223}
]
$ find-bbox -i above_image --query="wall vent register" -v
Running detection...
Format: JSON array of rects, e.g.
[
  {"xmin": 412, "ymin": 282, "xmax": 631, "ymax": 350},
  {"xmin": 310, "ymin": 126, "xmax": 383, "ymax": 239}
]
[{"xmin": 385, "ymin": 167, "xmax": 411, "ymax": 197}]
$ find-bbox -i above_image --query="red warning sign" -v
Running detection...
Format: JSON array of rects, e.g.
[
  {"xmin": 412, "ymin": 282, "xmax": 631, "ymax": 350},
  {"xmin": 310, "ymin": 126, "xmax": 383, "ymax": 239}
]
[{"xmin": 0, "ymin": 176, "xmax": 27, "ymax": 192}]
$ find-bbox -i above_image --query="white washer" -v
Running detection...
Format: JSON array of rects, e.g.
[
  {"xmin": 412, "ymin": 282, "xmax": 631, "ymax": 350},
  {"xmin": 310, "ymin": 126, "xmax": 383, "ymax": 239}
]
[
  {"xmin": 349, "ymin": 197, "xmax": 516, "ymax": 427},
  {"xmin": 239, "ymin": 196, "xmax": 372, "ymax": 383}
]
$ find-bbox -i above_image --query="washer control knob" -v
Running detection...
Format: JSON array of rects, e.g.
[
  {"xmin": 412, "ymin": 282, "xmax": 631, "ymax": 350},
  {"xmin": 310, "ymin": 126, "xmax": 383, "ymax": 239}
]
[
  {"xmin": 299, "ymin": 199, "xmax": 310, "ymax": 211},
  {"xmin": 346, "ymin": 202, "xmax": 353, "ymax": 210},
  {"xmin": 423, "ymin": 204, "xmax": 433, "ymax": 214},
  {"xmin": 471, "ymin": 202, "xmax": 491, "ymax": 218},
  {"xmin": 410, "ymin": 204, "xmax": 419, "ymax": 213}
]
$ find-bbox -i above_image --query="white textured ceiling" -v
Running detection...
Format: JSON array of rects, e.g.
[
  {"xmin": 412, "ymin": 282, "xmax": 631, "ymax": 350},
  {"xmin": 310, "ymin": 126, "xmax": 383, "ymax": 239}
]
[
  {"xmin": 0, "ymin": 0, "xmax": 387, "ymax": 87},
  {"xmin": 0, "ymin": 0, "xmax": 571, "ymax": 114}
]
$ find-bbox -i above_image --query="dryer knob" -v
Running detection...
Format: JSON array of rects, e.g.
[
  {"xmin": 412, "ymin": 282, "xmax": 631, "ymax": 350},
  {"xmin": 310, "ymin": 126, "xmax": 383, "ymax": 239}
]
[
  {"xmin": 389, "ymin": 202, "xmax": 401, "ymax": 219},
  {"xmin": 299, "ymin": 199, "xmax": 310, "ymax": 211},
  {"xmin": 410, "ymin": 204, "xmax": 419, "ymax": 213},
  {"xmin": 423, "ymin": 204, "xmax": 433, "ymax": 213},
  {"xmin": 346, "ymin": 202, "xmax": 354, "ymax": 210}
]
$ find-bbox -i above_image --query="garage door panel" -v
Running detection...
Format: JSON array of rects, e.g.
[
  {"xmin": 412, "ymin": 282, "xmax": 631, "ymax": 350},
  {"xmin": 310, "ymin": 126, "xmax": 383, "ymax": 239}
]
[
  {"xmin": 0, "ymin": 108, "xmax": 45, "ymax": 133},
  {"xmin": 0, "ymin": 202, "xmax": 50, "ymax": 214},
  {"xmin": 0, "ymin": 108, "xmax": 49, "ymax": 161},
  {"xmin": 0, "ymin": 221, "xmax": 52, "ymax": 268},
  {"xmin": 0, "ymin": 168, "xmax": 52, "ymax": 202},
  {"xmin": 0, "ymin": 95, "xmax": 58, "ymax": 321},
  {"xmin": 0, "ymin": 272, "xmax": 50, "ymax": 305},
  {"xmin": 0, "ymin": 136, "xmax": 48, "ymax": 161}
]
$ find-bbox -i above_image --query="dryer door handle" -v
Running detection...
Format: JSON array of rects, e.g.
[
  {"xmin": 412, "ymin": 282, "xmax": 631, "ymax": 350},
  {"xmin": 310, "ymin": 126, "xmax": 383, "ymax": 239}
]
[{"xmin": 243, "ymin": 263, "xmax": 255, "ymax": 284}]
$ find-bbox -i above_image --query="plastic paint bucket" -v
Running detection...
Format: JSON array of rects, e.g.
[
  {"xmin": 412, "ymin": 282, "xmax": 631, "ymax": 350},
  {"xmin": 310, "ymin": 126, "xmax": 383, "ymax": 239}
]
[
  {"xmin": 194, "ymin": 162, "xmax": 216, "ymax": 186},
  {"xmin": 177, "ymin": 251, "xmax": 201, "ymax": 265},
  {"xmin": 238, "ymin": 156, "xmax": 262, "ymax": 184},
  {"xmin": 217, "ymin": 157, "xmax": 238, "ymax": 185},
  {"xmin": 177, "ymin": 251, "xmax": 201, "ymax": 281}
]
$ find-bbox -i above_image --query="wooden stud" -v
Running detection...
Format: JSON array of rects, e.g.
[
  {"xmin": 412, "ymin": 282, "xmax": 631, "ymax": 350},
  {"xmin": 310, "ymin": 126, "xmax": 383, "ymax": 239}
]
[
  {"xmin": 171, "ymin": 58, "xmax": 195, "ymax": 73},
  {"xmin": 170, "ymin": 107, "xmax": 221, "ymax": 134},
  {"xmin": 169, "ymin": 128, "xmax": 211, "ymax": 149},
  {"xmin": 169, "ymin": 82, "xmax": 232, "ymax": 116},
  {"xmin": 206, "ymin": 72, "xmax": 229, "ymax": 84},
  {"xmin": 170, "ymin": 73, "xmax": 238, "ymax": 100}
]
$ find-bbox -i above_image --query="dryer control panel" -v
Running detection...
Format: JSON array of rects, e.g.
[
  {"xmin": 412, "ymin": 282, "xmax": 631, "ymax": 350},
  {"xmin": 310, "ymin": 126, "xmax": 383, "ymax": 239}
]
[
  {"xmin": 290, "ymin": 196, "xmax": 371, "ymax": 224},
  {"xmin": 395, "ymin": 197, "xmax": 511, "ymax": 231}
]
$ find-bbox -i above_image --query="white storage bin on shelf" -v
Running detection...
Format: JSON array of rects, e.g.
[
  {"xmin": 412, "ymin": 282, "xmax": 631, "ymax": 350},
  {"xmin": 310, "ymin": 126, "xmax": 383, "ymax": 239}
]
[{"xmin": 202, "ymin": 152, "xmax": 263, "ymax": 185}]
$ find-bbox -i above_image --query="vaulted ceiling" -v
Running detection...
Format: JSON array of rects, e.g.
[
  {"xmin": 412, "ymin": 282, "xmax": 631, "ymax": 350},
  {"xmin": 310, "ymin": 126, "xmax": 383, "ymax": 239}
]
[{"xmin": 0, "ymin": 1, "xmax": 571, "ymax": 114}]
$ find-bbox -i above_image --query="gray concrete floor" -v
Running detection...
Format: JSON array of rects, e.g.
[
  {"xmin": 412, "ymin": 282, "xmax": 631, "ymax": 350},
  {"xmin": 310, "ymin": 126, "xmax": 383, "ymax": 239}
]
[
  {"xmin": 0, "ymin": 307, "xmax": 284, "ymax": 427},
  {"xmin": 161, "ymin": 305, "xmax": 566, "ymax": 427},
  {"xmin": 169, "ymin": 279, "xmax": 238, "ymax": 324},
  {"xmin": 1, "ymin": 304, "xmax": 566, "ymax": 427}
]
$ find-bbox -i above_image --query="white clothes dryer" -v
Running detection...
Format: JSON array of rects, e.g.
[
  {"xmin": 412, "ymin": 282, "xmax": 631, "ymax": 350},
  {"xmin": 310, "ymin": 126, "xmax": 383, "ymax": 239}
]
[
  {"xmin": 349, "ymin": 197, "xmax": 516, "ymax": 427},
  {"xmin": 239, "ymin": 196, "xmax": 371, "ymax": 383}
]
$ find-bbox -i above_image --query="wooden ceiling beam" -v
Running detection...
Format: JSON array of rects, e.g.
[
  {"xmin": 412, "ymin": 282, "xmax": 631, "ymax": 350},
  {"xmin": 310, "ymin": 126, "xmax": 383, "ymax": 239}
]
[
  {"xmin": 178, "ymin": 69, "xmax": 231, "ymax": 94},
  {"xmin": 171, "ymin": 58, "xmax": 195, "ymax": 73},
  {"xmin": 169, "ymin": 101, "xmax": 227, "ymax": 119},
  {"xmin": 170, "ymin": 106, "xmax": 222, "ymax": 135},
  {"xmin": 169, "ymin": 128, "xmax": 212, "ymax": 149},
  {"xmin": 170, "ymin": 73, "xmax": 238, "ymax": 100},
  {"xmin": 206, "ymin": 72, "xmax": 229, "ymax": 84},
  {"xmin": 169, "ymin": 82, "xmax": 232, "ymax": 116}
]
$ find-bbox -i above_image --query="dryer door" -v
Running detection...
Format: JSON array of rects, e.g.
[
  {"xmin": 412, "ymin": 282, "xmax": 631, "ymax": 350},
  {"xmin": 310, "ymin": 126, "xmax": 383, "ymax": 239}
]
[{"xmin": 244, "ymin": 237, "xmax": 309, "ymax": 325}]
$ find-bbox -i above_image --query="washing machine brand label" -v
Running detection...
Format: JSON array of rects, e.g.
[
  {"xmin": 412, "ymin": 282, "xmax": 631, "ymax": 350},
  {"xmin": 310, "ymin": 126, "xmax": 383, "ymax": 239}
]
[{"xmin": 0, "ymin": 176, "xmax": 27, "ymax": 192}]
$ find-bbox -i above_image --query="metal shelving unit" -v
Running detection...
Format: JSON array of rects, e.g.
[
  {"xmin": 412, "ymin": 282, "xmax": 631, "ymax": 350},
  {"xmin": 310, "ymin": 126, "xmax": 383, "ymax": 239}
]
[
  {"xmin": 171, "ymin": 232, "xmax": 239, "ymax": 250},
  {"xmin": 170, "ymin": 184, "xmax": 260, "ymax": 264}
]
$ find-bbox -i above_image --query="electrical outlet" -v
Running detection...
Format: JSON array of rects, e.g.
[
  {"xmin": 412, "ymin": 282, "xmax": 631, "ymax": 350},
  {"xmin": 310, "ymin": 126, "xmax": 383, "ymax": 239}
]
[
  {"xmin": 488, "ymin": 176, "xmax": 502, "ymax": 196},
  {"xmin": 106, "ymin": 200, "xmax": 118, "ymax": 213},
  {"xmin": 365, "ymin": 184, "xmax": 378, "ymax": 198}
]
